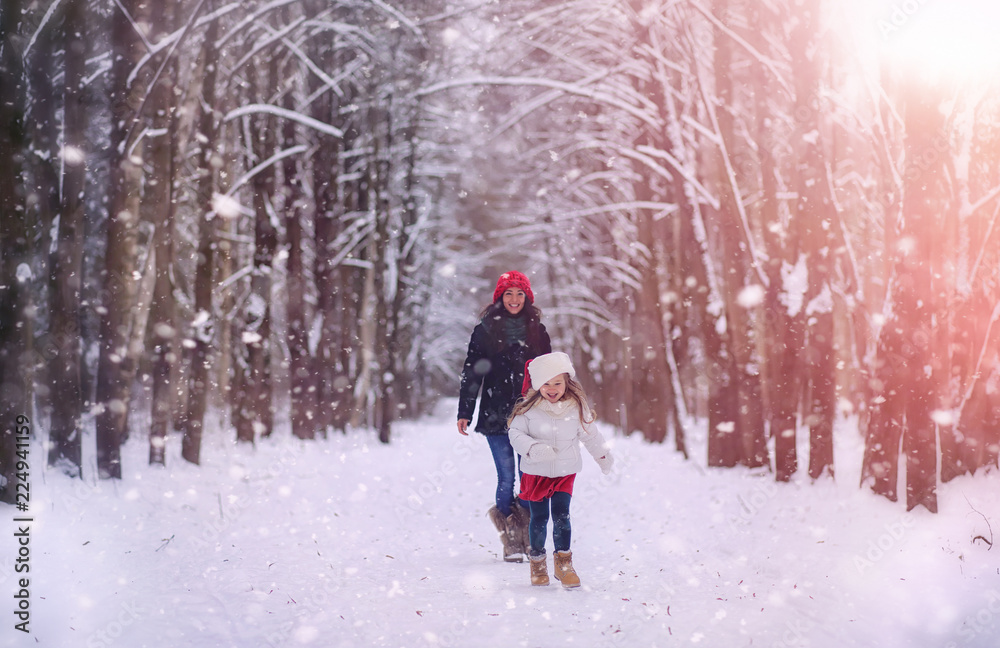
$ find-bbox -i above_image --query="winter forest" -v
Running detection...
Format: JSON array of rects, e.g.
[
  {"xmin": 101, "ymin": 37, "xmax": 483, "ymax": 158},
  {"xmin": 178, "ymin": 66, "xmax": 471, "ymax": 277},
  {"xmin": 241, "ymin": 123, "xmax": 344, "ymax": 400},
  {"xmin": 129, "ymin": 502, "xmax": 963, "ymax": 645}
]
[{"xmin": 4, "ymin": 0, "xmax": 1000, "ymax": 523}]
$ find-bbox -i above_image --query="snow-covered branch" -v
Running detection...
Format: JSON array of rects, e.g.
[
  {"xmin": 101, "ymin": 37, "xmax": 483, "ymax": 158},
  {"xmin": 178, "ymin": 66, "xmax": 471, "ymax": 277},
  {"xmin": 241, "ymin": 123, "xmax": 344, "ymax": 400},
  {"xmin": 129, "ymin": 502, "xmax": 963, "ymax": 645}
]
[{"xmin": 223, "ymin": 104, "xmax": 343, "ymax": 138}]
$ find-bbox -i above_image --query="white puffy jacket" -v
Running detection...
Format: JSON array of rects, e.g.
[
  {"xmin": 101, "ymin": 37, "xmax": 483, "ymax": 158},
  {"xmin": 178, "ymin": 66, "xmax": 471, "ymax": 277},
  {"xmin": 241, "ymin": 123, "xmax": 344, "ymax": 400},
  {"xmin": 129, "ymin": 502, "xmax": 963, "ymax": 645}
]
[{"xmin": 508, "ymin": 399, "xmax": 614, "ymax": 478}]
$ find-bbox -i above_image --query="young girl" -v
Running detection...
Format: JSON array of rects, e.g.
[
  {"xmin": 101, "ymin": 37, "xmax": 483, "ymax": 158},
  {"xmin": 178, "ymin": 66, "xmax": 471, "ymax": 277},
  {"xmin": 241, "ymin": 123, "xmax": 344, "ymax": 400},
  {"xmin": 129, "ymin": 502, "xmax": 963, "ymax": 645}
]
[
  {"xmin": 507, "ymin": 352, "xmax": 613, "ymax": 587},
  {"xmin": 458, "ymin": 271, "xmax": 551, "ymax": 562}
]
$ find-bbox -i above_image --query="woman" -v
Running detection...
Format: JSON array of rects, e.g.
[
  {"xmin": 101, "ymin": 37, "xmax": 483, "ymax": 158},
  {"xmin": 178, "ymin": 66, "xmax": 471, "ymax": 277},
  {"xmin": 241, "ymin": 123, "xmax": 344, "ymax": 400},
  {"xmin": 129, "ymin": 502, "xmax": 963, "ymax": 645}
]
[{"xmin": 458, "ymin": 271, "xmax": 551, "ymax": 562}]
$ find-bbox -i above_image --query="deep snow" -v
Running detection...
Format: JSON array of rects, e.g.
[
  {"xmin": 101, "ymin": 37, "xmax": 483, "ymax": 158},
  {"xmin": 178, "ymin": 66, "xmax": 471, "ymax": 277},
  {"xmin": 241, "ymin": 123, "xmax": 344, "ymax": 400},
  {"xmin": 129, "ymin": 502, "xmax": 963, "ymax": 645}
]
[{"xmin": 4, "ymin": 399, "xmax": 1000, "ymax": 648}]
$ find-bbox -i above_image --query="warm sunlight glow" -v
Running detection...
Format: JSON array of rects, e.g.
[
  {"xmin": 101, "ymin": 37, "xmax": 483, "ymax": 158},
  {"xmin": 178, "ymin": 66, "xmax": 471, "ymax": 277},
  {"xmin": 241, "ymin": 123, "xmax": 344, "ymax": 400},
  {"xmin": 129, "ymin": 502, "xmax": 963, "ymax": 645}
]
[{"xmin": 872, "ymin": 0, "xmax": 1000, "ymax": 83}]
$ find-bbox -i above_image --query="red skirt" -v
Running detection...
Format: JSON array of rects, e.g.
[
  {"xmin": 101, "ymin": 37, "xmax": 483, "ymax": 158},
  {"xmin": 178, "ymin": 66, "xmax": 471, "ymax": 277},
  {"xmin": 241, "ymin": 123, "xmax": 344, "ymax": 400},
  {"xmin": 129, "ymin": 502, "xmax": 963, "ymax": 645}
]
[{"xmin": 519, "ymin": 473, "xmax": 576, "ymax": 502}]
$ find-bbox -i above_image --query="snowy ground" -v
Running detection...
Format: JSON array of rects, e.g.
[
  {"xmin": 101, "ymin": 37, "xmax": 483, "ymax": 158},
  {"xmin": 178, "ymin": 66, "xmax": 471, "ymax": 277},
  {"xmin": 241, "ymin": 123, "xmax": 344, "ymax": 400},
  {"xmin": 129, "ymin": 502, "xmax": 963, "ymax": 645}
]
[{"xmin": 5, "ymin": 399, "xmax": 1000, "ymax": 648}]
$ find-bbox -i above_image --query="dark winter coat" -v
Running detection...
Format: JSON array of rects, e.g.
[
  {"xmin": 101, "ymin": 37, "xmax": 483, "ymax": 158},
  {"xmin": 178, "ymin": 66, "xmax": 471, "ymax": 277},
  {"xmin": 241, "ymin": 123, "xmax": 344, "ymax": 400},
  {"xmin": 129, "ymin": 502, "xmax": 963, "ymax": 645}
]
[{"xmin": 458, "ymin": 304, "xmax": 551, "ymax": 435}]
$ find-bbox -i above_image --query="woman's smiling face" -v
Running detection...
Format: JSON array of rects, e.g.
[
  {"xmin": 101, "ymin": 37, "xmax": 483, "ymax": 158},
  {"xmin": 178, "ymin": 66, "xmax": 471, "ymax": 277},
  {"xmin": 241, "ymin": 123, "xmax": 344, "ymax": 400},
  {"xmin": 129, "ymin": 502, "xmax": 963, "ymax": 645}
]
[{"xmin": 502, "ymin": 288, "xmax": 526, "ymax": 315}]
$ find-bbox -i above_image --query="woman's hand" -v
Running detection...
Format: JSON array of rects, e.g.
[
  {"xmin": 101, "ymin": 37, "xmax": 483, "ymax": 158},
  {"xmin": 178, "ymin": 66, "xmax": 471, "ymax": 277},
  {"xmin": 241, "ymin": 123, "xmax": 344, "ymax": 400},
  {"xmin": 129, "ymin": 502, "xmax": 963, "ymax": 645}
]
[{"xmin": 457, "ymin": 419, "xmax": 470, "ymax": 436}]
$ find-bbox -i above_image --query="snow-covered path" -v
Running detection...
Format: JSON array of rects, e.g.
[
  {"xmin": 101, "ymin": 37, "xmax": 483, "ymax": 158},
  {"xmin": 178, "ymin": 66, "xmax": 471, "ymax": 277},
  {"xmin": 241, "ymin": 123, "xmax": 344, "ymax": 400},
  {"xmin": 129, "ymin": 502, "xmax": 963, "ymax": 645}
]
[{"xmin": 7, "ymin": 400, "xmax": 1000, "ymax": 647}]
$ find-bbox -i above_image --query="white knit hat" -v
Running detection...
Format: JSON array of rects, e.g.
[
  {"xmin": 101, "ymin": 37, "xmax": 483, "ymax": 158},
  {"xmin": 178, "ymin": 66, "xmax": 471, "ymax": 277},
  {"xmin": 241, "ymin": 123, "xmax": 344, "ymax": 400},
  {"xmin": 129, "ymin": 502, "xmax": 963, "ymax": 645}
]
[{"xmin": 526, "ymin": 352, "xmax": 576, "ymax": 392}]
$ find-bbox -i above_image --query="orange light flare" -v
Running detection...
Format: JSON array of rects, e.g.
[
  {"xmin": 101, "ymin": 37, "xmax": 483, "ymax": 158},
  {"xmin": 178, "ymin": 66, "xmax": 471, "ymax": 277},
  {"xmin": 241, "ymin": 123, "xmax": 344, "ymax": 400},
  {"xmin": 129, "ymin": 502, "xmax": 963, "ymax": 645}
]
[{"xmin": 839, "ymin": 0, "xmax": 1000, "ymax": 262}]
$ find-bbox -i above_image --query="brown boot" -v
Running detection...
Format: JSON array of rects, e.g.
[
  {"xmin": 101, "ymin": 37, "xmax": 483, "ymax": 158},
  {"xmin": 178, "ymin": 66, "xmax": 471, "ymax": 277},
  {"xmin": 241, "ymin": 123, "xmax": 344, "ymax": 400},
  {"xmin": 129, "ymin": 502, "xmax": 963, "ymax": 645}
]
[
  {"xmin": 529, "ymin": 553, "xmax": 549, "ymax": 586},
  {"xmin": 487, "ymin": 506, "xmax": 523, "ymax": 562},
  {"xmin": 553, "ymin": 550, "xmax": 581, "ymax": 588},
  {"xmin": 507, "ymin": 501, "xmax": 531, "ymax": 558}
]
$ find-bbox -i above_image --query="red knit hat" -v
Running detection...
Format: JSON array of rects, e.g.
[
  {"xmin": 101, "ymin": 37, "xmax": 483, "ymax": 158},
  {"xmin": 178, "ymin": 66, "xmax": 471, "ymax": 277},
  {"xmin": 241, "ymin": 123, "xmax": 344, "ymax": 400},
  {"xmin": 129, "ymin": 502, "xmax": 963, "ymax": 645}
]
[{"xmin": 493, "ymin": 271, "xmax": 534, "ymax": 304}]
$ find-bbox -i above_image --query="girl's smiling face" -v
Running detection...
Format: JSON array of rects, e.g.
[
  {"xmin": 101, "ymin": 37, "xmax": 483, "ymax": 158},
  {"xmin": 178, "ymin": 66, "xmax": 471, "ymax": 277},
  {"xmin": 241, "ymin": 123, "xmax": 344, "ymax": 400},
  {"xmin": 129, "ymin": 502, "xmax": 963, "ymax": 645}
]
[
  {"xmin": 539, "ymin": 374, "xmax": 567, "ymax": 403},
  {"xmin": 502, "ymin": 288, "xmax": 526, "ymax": 315}
]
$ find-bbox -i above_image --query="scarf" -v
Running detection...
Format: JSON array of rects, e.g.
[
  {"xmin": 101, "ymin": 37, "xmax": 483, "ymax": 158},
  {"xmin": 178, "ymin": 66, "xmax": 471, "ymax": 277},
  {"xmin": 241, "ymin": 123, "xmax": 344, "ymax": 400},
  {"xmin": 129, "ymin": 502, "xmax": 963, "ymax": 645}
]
[
  {"xmin": 537, "ymin": 398, "xmax": 575, "ymax": 418},
  {"xmin": 501, "ymin": 311, "xmax": 527, "ymax": 346}
]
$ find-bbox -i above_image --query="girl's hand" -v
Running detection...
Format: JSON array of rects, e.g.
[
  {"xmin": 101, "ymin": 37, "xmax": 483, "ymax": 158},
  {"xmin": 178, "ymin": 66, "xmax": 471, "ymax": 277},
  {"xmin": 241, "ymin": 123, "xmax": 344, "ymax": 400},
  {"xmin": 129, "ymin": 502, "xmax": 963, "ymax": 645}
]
[
  {"xmin": 457, "ymin": 419, "xmax": 470, "ymax": 436},
  {"xmin": 530, "ymin": 444, "xmax": 556, "ymax": 461},
  {"xmin": 597, "ymin": 453, "xmax": 614, "ymax": 475}
]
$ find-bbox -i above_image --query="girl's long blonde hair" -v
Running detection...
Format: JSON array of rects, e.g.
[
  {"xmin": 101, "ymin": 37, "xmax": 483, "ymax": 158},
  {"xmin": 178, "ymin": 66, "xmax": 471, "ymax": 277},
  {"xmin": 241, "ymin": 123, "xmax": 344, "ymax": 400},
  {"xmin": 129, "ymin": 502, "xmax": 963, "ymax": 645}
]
[{"xmin": 508, "ymin": 374, "xmax": 596, "ymax": 426}]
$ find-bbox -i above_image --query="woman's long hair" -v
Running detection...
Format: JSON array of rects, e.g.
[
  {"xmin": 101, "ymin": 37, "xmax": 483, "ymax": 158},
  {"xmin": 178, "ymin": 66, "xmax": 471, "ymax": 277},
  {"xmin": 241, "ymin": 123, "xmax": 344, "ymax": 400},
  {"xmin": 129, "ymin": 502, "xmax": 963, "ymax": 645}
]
[{"xmin": 508, "ymin": 374, "xmax": 596, "ymax": 426}]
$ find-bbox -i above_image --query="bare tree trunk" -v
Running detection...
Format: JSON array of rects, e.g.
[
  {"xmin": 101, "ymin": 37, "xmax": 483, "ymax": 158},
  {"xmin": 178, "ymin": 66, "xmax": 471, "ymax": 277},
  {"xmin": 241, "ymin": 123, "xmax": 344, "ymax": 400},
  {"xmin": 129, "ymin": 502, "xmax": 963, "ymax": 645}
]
[
  {"xmin": 23, "ymin": 5, "xmax": 59, "ymax": 431},
  {"xmin": 96, "ymin": 0, "xmax": 150, "ymax": 479},
  {"xmin": 620, "ymin": 1, "xmax": 686, "ymax": 448},
  {"xmin": 352, "ymin": 168, "xmax": 376, "ymax": 430},
  {"xmin": 862, "ymin": 81, "xmax": 944, "ymax": 512},
  {"xmin": 862, "ymin": 327, "xmax": 905, "ymax": 501},
  {"xmin": 331, "ymin": 123, "xmax": 362, "ymax": 433},
  {"xmin": 48, "ymin": 0, "xmax": 87, "ymax": 476},
  {"xmin": 312, "ymin": 141, "xmax": 339, "ymax": 437},
  {"xmin": 286, "ymin": 197, "xmax": 315, "ymax": 440},
  {"xmin": 949, "ymin": 296, "xmax": 1000, "ymax": 479},
  {"xmin": 630, "ymin": 218, "xmax": 671, "ymax": 443},
  {"xmin": 146, "ymin": 1, "xmax": 178, "ymax": 466},
  {"xmin": 626, "ymin": 124, "xmax": 671, "ymax": 443},
  {"xmin": 746, "ymin": 1, "xmax": 800, "ymax": 482},
  {"xmin": 706, "ymin": 0, "xmax": 767, "ymax": 468},
  {"xmin": 789, "ymin": 0, "xmax": 836, "ymax": 481},
  {"xmin": 373, "ymin": 119, "xmax": 393, "ymax": 444},
  {"xmin": 393, "ymin": 98, "xmax": 426, "ymax": 421},
  {"xmin": 215, "ymin": 233, "xmax": 233, "ymax": 418},
  {"xmin": 0, "ymin": 0, "xmax": 29, "ymax": 503},
  {"xmin": 898, "ymin": 84, "xmax": 942, "ymax": 513},
  {"xmin": 309, "ymin": 12, "xmax": 340, "ymax": 437},
  {"xmin": 663, "ymin": 197, "xmax": 691, "ymax": 459},
  {"xmin": 234, "ymin": 51, "xmax": 278, "ymax": 444},
  {"xmin": 283, "ymin": 71, "xmax": 316, "ymax": 441},
  {"xmin": 692, "ymin": 196, "xmax": 741, "ymax": 467},
  {"xmin": 182, "ymin": 10, "xmax": 220, "ymax": 465},
  {"xmin": 242, "ymin": 182, "xmax": 276, "ymax": 441}
]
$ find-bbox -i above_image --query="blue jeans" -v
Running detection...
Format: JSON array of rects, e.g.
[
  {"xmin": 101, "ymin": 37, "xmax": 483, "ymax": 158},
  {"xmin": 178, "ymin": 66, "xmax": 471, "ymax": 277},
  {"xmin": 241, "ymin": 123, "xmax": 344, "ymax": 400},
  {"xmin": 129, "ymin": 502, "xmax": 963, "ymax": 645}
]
[
  {"xmin": 528, "ymin": 491, "xmax": 572, "ymax": 556},
  {"xmin": 487, "ymin": 434, "xmax": 520, "ymax": 516}
]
